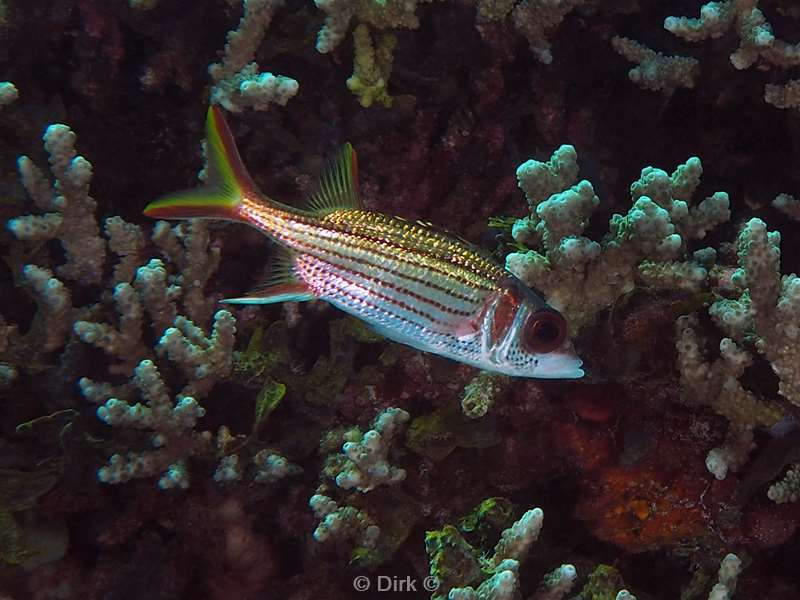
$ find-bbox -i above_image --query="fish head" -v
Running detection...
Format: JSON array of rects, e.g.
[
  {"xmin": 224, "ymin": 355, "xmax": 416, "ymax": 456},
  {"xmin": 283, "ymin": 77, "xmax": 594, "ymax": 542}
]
[{"xmin": 475, "ymin": 276, "xmax": 584, "ymax": 379}]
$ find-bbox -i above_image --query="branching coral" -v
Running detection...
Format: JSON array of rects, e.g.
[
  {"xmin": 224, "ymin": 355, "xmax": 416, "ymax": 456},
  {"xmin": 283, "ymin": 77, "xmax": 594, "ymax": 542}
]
[
  {"xmin": 94, "ymin": 359, "xmax": 213, "ymax": 490},
  {"xmin": 708, "ymin": 553, "xmax": 742, "ymax": 600},
  {"xmin": 20, "ymin": 265, "xmax": 73, "ymax": 353},
  {"xmin": 506, "ymin": 145, "xmax": 729, "ymax": 331},
  {"xmin": 533, "ymin": 564, "xmax": 578, "ymax": 600},
  {"xmin": 768, "ymin": 464, "xmax": 800, "ymax": 503},
  {"xmin": 252, "ymin": 451, "xmax": 301, "ymax": 483},
  {"xmin": 665, "ymin": 0, "xmax": 800, "ymax": 70},
  {"xmin": 612, "ymin": 36, "xmax": 699, "ymax": 93},
  {"xmin": 427, "ymin": 506, "xmax": 550, "ymax": 599},
  {"xmin": 510, "ymin": 0, "xmax": 585, "ymax": 64},
  {"xmin": 69, "ymin": 212, "xmax": 228, "ymax": 382},
  {"xmin": 328, "ymin": 407, "xmax": 410, "ymax": 492},
  {"xmin": 709, "ymin": 218, "xmax": 800, "ymax": 407},
  {"xmin": 675, "ymin": 315, "xmax": 780, "ymax": 478},
  {"xmin": 156, "ymin": 309, "xmax": 236, "ymax": 399},
  {"xmin": 664, "ymin": 0, "xmax": 800, "ymax": 108},
  {"xmin": 772, "ymin": 193, "xmax": 800, "ymax": 220},
  {"xmin": 314, "ymin": 0, "xmax": 438, "ymax": 53},
  {"xmin": 676, "ymin": 218, "xmax": 800, "ymax": 478},
  {"xmin": 7, "ymin": 123, "xmax": 105, "ymax": 285},
  {"xmin": 308, "ymin": 493, "xmax": 381, "ymax": 549},
  {"xmin": 347, "ymin": 24, "xmax": 396, "ymax": 108},
  {"xmin": 208, "ymin": 0, "xmax": 299, "ymax": 112}
]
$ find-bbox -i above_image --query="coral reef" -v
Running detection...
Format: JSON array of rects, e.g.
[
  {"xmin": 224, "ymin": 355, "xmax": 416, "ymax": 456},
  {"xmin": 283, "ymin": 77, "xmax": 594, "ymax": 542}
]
[
  {"xmin": 8, "ymin": 123, "xmax": 104, "ymax": 285},
  {"xmin": 94, "ymin": 359, "xmax": 212, "ymax": 490},
  {"xmin": 506, "ymin": 146, "xmax": 729, "ymax": 331},
  {"xmin": 3, "ymin": 0, "xmax": 800, "ymax": 598},
  {"xmin": 208, "ymin": 0, "xmax": 299, "ymax": 112},
  {"xmin": 611, "ymin": 36, "xmax": 699, "ymax": 93}
]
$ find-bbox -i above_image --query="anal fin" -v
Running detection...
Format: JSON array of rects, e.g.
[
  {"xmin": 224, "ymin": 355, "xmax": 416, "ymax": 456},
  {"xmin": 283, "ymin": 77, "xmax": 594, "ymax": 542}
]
[
  {"xmin": 222, "ymin": 281, "xmax": 314, "ymax": 305},
  {"xmin": 222, "ymin": 247, "xmax": 315, "ymax": 305}
]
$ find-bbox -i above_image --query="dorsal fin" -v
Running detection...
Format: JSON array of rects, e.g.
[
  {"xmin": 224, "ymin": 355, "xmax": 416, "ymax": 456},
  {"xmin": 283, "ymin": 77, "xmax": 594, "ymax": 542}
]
[{"xmin": 306, "ymin": 143, "xmax": 362, "ymax": 215}]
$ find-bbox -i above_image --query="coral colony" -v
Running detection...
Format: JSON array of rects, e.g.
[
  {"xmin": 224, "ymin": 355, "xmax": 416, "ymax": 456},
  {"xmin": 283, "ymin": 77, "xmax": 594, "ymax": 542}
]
[{"xmin": 2, "ymin": 0, "xmax": 800, "ymax": 598}]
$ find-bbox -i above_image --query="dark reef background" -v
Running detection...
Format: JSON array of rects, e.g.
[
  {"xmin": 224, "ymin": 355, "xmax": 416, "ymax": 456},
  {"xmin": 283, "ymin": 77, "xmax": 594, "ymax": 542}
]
[{"xmin": 1, "ymin": 1, "xmax": 800, "ymax": 599}]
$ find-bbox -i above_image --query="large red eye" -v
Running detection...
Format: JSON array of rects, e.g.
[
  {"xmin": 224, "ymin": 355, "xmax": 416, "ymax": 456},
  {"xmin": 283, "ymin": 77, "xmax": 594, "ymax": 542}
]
[{"xmin": 523, "ymin": 309, "xmax": 567, "ymax": 353}]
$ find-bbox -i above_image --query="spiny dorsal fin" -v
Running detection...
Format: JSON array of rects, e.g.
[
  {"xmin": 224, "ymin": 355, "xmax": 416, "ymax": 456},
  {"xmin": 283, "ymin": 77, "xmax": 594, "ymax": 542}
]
[
  {"xmin": 221, "ymin": 247, "xmax": 315, "ymax": 305},
  {"xmin": 306, "ymin": 143, "xmax": 362, "ymax": 215}
]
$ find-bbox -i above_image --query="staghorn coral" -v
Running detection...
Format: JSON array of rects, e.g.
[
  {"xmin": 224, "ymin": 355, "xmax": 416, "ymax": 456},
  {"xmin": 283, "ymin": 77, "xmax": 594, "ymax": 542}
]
[
  {"xmin": 74, "ymin": 217, "xmax": 231, "ymax": 383},
  {"xmin": 506, "ymin": 146, "xmax": 729, "ymax": 331},
  {"xmin": 327, "ymin": 407, "xmax": 410, "ymax": 492},
  {"xmin": 156, "ymin": 309, "xmax": 236, "ymax": 399},
  {"xmin": 346, "ymin": 24, "xmax": 396, "ymax": 108},
  {"xmin": 94, "ymin": 359, "xmax": 213, "ymax": 490},
  {"xmin": 427, "ymin": 505, "xmax": 549, "ymax": 599},
  {"xmin": 665, "ymin": 0, "xmax": 800, "ymax": 71},
  {"xmin": 208, "ymin": 0, "xmax": 299, "ymax": 112},
  {"xmin": 768, "ymin": 464, "xmax": 800, "ymax": 503},
  {"xmin": 675, "ymin": 314, "xmax": 782, "ymax": 478},
  {"xmin": 532, "ymin": 564, "xmax": 578, "ymax": 600},
  {"xmin": 314, "ymin": 0, "xmax": 440, "ymax": 53},
  {"xmin": 7, "ymin": 123, "xmax": 105, "ymax": 286},
  {"xmin": 5, "ymin": 1, "xmax": 800, "ymax": 597},
  {"xmin": 252, "ymin": 451, "xmax": 301, "ymax": 483},
  {"xmin": 511, "ymin": 0, "xmax": 585, "ymax": 64},
  {"xmin": 308, "ymin": 493, "xmax": 380, "ymax": 549},
  {"xmin": 675, "ymin": 218, "xmax": 800, "ymax": 479},
  {"xmin": 20, "ymin": 265, "xmax": 73, "ymax": 353},
  {"xmin": 664, "ymin": 0, "xmax": 800, "ymax": 109},
  {"xmin": 612, "ymin": 36, "xmax": 699, "ymax": 93},
  {"xmin": 708, "ymin": 219, "xmax": 800, "ymax": 406}
]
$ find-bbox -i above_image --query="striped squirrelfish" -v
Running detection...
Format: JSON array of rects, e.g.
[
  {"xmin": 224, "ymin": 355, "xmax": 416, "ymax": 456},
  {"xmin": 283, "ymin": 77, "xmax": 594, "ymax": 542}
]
[{"xmin": 144, "ymin": 107, "xmax": 584, "ymax": 379}]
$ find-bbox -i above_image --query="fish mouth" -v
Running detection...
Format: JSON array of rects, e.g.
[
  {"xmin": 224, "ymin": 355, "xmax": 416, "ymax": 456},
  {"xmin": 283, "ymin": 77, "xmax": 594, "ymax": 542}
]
[{"xmin": 532, "ymin": 351, "xmax": 585, "ymax": 379}]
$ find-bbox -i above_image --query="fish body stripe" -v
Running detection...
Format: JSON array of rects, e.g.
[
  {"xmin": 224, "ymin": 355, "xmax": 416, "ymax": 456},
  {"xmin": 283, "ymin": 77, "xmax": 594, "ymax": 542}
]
[
  {"xmin": 294, "ymin": 237, "xmax": 485, "ymax": 319},
  {"xmin": 296, "ymin": 255, "xmax": 486, "ymax": 365},
  {"xmin": 296, "ymin": 255, "xmax": 448, "ymax": 333},
  {"xmin": 239, "ymin": 200, "xmax": 502, "ymax": 290},
  {"xmin": 239, "ymin": 199, "xmax": 500, "ymax": 326},
  {"xmin": 304, "ymin": 253, "xmax": 472, "ymax": 330}
]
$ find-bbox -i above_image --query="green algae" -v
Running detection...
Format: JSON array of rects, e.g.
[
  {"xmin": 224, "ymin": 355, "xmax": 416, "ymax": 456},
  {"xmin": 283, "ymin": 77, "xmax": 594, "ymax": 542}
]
[
  {"xmin": 425, "ymin": 525, "xmax": 483, "ymax": 599},
  {"xmin": 576, "ymin": 564, "xmax": 628, "ymax": 600},
  {"xmin": 406, "ymin": 402, "xmax": 501, "ymax": 461},
  {"xmin": 458, "ymin": 497, "xmax": 515, "ymax": 547}
]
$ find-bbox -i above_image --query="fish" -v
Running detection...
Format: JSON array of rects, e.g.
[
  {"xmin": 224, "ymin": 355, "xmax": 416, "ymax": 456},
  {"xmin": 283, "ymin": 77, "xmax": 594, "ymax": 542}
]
[{"xmin": 143, "ymin": 106, "xmax": 584, "ymax": 379}]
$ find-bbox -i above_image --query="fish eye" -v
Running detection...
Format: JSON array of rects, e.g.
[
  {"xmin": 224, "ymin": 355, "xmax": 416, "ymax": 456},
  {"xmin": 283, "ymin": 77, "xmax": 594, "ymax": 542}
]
[{"xmin": 523, "ymin": 309, "xmax": 567, "ymax": 353}]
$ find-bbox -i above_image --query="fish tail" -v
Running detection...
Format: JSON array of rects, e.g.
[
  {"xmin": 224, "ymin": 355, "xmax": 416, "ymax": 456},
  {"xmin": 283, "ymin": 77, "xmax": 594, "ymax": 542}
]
[{"xmin": 143, "ymin": 106, "xmax": 260, "ymax": 222}]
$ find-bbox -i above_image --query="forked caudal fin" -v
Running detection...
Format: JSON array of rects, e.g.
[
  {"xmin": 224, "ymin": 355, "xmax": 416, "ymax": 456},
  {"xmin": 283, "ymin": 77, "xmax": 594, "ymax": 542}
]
[{"xmin": 143, "ymin": 106, "xmax": 259, "ymax": 222}]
